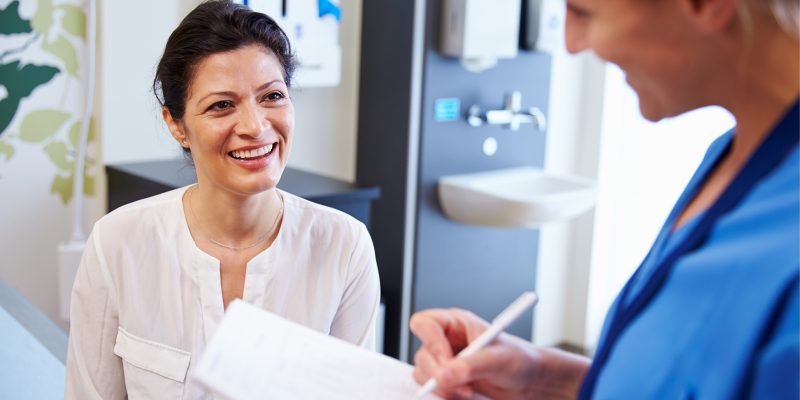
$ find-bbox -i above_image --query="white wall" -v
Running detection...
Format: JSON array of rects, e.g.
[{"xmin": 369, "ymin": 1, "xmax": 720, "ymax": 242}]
[
  {"xmin": 289, "ymin": 0, "xmax": 362, "ymax": 182},
  {"xmin": 533, "ymin": 45, "xmax": 607, "ymax": 347},
  {"xmin": 98, "ymin": 1, "xmax": 190, "ymax": 164}
]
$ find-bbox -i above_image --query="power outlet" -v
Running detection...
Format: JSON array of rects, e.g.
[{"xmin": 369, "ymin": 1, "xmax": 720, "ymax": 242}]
[{"xmin": 58, "ymin": 240, "xmax": 85, "ymax": 321}]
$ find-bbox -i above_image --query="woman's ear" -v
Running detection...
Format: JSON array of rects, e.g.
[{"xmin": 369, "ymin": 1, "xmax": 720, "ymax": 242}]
[
  {"xmin": 162, "ymin": 107, "xmax": 189, "ymax": 148},
  {"xmin": 682, "ymin": 0, "xmax": 738, "ymax": 33}
]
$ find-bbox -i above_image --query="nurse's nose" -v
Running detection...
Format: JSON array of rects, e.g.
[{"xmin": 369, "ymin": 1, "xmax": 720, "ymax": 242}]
[
  {"xmin": 235, "ymin": 102, "xmax": 269, "ymax": 138},
  {"xmin": 564, "ymin": 15, "xmax": 588, "ymax": 54}
]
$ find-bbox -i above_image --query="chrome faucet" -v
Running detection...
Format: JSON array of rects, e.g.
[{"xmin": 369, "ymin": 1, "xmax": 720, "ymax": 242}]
[{"xmin": 467, "ymin": 91, "xmax": 547, "ymax": 132}]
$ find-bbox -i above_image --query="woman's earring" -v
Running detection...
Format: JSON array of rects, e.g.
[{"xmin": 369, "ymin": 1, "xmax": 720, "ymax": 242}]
[{"xmin": 182, "ymin": 140, "xmax": 189, "ymax": 147}]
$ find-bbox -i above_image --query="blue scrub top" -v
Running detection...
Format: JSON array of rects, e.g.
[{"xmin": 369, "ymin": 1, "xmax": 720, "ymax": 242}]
[{"xmin": 593, "ymin": 103, "xmax": 799, "ymax": 399}]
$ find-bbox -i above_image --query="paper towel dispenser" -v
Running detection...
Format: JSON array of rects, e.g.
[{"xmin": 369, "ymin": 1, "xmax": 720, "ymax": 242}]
[{"xmin": 440, "ymin": 0, "xmax": 521, "ymax": 72}]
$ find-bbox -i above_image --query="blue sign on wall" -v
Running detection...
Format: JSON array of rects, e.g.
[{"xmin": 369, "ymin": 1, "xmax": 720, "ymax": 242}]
[{"xmin": 434, "ymin": 98, "xmax": 460, "ymax": 122}]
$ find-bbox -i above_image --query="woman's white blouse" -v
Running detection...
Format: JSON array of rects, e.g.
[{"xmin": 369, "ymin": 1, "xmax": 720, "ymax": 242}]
[{"xmin": 64, "ymin": 186, "xmax": 381, "ymax": 399}]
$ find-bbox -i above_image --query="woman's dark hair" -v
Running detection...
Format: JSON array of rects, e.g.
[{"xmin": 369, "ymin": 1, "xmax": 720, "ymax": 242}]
[{"xmin": 153, "ymin": 0, "xmax": 295, "ymax": 121}]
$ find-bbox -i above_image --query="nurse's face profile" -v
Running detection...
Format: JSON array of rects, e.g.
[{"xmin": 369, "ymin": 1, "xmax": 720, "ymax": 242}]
[
  {"xmin": 564, "ymin": 0, "xmax": 731, "ymax": 122},
  {"xmin": 164, "ymin": 44, "xmax": 295, "ymax": 196}
]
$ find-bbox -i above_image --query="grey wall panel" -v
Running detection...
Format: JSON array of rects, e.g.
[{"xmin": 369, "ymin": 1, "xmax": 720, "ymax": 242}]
[
  {"xmin": 356, "ymin": 0, "xmax": 419, "ymax": 358},
  {"xmin": 409, "ymin": 0, "xmax": 551, "ymax": 354},
  {"xmin": 358, "ymin": 0, "xmax": 552, "ymax": 360}
]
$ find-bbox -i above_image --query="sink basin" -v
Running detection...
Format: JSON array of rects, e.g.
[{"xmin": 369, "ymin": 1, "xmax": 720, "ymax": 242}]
[{"xmin": 438, "ymin": 166, "xmax": 597, "ymax": 228}]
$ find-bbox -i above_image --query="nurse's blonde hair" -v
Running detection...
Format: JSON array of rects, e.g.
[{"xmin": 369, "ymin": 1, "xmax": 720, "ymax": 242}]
[{"xmin": 744, "ymin": 0, "xmax": 799, "ymax": 39}]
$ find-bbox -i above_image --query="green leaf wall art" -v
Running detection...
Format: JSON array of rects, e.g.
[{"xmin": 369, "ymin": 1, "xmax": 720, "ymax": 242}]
[
  {"xmin": 19, "ymin": 109, "xmax": 71, "ymax": 142},
  {"xmin": 0, "ymin": 0, "xmax": 95, "ymax": 205},
  {"xmin": 44, "ymin": 140, "xmax": 71, "ymax": 170},
  {"xmin": 59, "ymin": 4, "xmax": 86, "ymax": 39},
  {"xmin": 0, "ymin": 0, "xmax": 32, "ymax": 34},
  {"xmin": 0, "ymin": 61, "xmax": 60, "ymax": 135},
  {"xmin": 31, "ymin": 0, "xmax": 54, "ymax": 36},
  {"xmin": 0, "ymin": 140, "xmax": 14, "ymax": 161},
  {"xmin": 42, "ymin": 34, "xmax": 79, "ymax": 77}
]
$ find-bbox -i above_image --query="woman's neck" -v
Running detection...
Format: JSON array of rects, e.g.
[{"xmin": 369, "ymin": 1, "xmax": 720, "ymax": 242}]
[
  {"xmin": 188, "ymin": 184, "xmax": 283, "ymax": 246},
  {"xmin": 671, "ymin": 19, "xmax": 797, "ymax": 231},
  {"xmin": 723, "ymin": 20, "xmax": 799, "ymax": 165}
]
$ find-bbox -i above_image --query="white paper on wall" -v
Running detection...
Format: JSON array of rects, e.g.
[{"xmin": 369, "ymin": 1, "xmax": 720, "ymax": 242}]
[{"xmin": 243, "ymin": 0, "xmax": 342, "ymax": 87}]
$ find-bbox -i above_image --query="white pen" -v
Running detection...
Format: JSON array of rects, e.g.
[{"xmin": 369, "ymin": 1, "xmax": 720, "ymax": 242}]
[{"xmin": 416, "ymin": 292, "xmax": 539, "ymax": 398}]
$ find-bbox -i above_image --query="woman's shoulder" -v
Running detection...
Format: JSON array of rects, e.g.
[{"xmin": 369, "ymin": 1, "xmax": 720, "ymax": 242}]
[
  {"xmin": 279, "ymin": 190, "xmax": 369, "ymax": 238},
  {"xmin": 84, "ymin": 187, "xmax": 191, "ymax": 280},
  {"xmin": 94, "ymin": 186, "xmax": 188, "ymax": 235}
]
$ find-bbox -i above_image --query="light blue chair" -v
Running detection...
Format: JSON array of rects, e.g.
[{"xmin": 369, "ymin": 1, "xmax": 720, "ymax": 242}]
[{"xmin": 0, "ymin": 281, "xmax": 67, "ymax": 399}]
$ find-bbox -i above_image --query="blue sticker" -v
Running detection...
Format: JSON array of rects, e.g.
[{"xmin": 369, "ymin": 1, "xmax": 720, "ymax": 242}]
[
  {"xmin": 434, "ymin": 98, "xmax": 461, "ymax": 122},
  {"xmin": 319, "ymin": 0, "xmax": 341, "ymax": 22}
]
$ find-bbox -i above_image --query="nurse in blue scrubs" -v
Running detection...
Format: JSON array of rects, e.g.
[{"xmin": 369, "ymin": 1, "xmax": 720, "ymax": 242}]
[{"xmin": 410, "ymin": 0, "xmax": 799, "ymax": 398}]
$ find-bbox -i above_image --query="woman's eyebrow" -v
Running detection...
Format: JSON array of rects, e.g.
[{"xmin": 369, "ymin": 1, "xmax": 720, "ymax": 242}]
[
  {"xmin": 192, "ymin": 90, "xmax": 238, "ymax": 108},
  {"xmin": 257, "ymin": 79, "xmax": 286, "ymax": 91}
]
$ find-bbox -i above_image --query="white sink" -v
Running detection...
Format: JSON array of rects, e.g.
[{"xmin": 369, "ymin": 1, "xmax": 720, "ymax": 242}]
[{"xmin": 438, "ymin": 166, "xmax": 597, "ymax": 228}]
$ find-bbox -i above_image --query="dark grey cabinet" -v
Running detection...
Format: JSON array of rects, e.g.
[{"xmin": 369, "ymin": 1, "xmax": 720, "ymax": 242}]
[{"xmin": 106, "ymin": 160, "xmax": 380, "ymax": 228}]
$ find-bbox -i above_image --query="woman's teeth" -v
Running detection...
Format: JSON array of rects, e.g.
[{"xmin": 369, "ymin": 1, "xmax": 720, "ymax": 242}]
[{"xmin": 230, "ymin": 144, "xmax": 274, "ymax": 160}]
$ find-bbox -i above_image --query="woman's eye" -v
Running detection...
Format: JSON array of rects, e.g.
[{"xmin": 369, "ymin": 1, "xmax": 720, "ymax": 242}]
[
  {"xmin": 263, "ymin": 91, "xmax": 286, "ymax": 102},
  {"xmin": 208, "ymin": 100, "xmax": 233, "ymax": 111}
]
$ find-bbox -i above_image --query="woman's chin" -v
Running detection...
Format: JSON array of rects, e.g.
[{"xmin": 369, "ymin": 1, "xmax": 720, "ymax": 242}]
[
  {"xmin": 241, "ymin": 172, "xmax": 284, "ymax": 195},
  {"xmin": 636, "ymin": 97, "xmax": 670, "ymax": 122},
  {"xmin": 235, "ymin": 181, "xmax": 278, "ymax": 196}
]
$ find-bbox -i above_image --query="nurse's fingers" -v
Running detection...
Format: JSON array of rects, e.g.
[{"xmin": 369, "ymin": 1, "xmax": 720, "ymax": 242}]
[
  {"xmin": 411, "ymin": 309, "xmax": 483, "ymax": 399},
  {"xmin": 410, "ymin": 309, "xmax": 459, "ymax": 363},
  {"xmin": 440, "ymin": 346, "xmax": 509, "ymax": 386},
  {"xmin": 413, "ymin": 346, "xmax": 438, "ymax": 384},
  {"xmin": 436, "ymin": 336, "xmax": 537, "ymax": 396},
  {"xmin": 414, "ymin": 348, "xmax": 475, "ymax": 400},
  {"xmin": 411, "ymin": 308, "xmax": 491, "ymax": 359}
]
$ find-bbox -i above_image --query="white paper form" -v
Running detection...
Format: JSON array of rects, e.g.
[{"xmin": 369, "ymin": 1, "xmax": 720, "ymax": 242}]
[{"xmin": 192, "ymin": 300, "xmax": 441, "ymax": 400}]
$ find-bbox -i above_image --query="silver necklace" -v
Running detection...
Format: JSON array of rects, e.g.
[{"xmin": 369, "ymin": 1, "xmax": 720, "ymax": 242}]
[{"xmin": 187, "ymin": 186, "xmax": 284, "ymax": 251}]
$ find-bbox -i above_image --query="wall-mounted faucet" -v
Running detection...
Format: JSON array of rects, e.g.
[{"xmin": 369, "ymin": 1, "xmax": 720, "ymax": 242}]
[{"xmin": 467, "ymin": 91, "xmax": 547, "ymax": 132}]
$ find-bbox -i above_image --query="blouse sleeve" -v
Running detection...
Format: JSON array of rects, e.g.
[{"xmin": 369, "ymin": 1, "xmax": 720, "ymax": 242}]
[
  {"xmin": 64, "ymin": 225, "xmax": 126, "ymax": 399},
  {"xmin": 329, "ymin": 223, "xmax": 381, "ymax": 350},
  {"xmin": 748, "ymin": 277, "xmax": 799, "ymax": 398}
]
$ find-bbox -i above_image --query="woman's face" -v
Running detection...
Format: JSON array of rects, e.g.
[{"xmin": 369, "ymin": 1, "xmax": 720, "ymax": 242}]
[
  {"xmin": 565, "ymin": 0, "xmax": 717, "ymax": 121},
  {"xmin": 165, "ymin": 44, "xmax": 294, "ymax": 196}
]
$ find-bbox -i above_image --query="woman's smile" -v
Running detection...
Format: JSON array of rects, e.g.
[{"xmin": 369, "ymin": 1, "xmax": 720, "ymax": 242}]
[{"xmin": 228, "ymin": 142, "xmax": 279, "ymax": 170}]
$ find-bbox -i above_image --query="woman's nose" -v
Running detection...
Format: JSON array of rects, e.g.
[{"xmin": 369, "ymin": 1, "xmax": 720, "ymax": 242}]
[{"xmin": 236, "ymin": 103, "xmax": 269, "ymax": 138}]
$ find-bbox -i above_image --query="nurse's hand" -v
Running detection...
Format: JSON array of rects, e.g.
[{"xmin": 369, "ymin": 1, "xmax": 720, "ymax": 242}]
[{"xmin": 410, "ymin": 308, "xmax": 591, "ymax": 400}]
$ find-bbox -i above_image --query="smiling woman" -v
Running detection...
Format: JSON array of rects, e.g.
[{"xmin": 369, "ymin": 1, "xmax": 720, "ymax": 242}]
[{"xmin": 63, "ymin": 1, "xmax": 381, "ymax": 399}]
